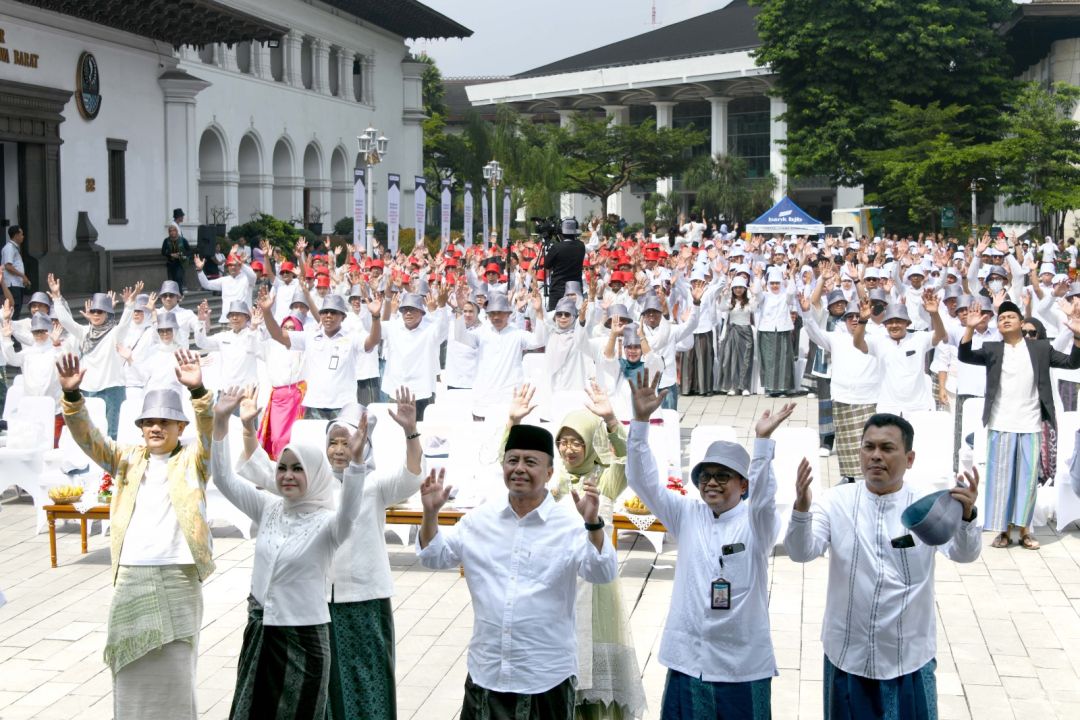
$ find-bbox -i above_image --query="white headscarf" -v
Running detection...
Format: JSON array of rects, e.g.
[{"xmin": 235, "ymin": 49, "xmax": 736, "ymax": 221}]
[
  {"xmin": 326, "ymin": 402, "xmax": 376, "ymax": 473},
  {"xmin": 276, "ymin": 441, "xmax": 337, "ymax": 515}
]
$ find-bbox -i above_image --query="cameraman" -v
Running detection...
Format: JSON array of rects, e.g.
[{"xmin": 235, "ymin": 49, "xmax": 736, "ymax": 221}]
[{"xmin": 544, "ymin": 217, "xmax": 587, "ymax": 311}]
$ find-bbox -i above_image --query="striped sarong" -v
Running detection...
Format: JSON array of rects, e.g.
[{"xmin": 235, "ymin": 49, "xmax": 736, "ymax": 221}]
[
  {"xmin": 660, "ymin": 668, "xmax": 772, "ymax": 719},
  {"xmin": 462, "ymin": 674, "xmax": 576, "ymax": 720},
  {"xmin": 1059, "ymin": 379, "xmax": 1079, "ymax": 412},
  {"xmin": 717, "ymin": 325, "xmax": 754, "ymax": 393},
  {"xmin": 823, "ymin": 655, "xmax": 937, "ymax": 720},
  {"xmin": 105, "ymin": 565, "xmax": 202, "ymax": 675},
  {"xmin": 984, "ymin": 430, "xmax": 1041, "ymax": 532},
  {"xmin": 758, "ymin": 330, "xmax": 795, "ymax": 393},
  {"xmin": 817, "ymin": 377, "xmax": 835, "ymax": 447},
  {"xmin": 327, "ymin": 598, "xmax": 396, "ymax": 720},
  {"xmin": 680, "ymin": 331, "xmax": 715, "ymax": 395},
  {"xmin": 832, "ymin": 402, "xmax": 877, "ymax": 481},
  {"xmin": 230, "ymin": 596, "xmax": 332, "ymax": 720}
]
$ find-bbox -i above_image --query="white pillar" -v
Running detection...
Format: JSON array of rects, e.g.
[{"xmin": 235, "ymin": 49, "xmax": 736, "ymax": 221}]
[
  {"xmin": 159, "ymin": 70, "xmax": 212, "ymax": 226},
  {"xmin": 285, "ymin": 32, "xmax": 303, "ymax": 88},
  {"xmin": 178, "ymin": 45, "xmax": 200, "ymax": 63},
  {"xmin": 708, "ymin": 96, "xmax": 731, "ymax": 157},
  {"xmin": 251, "ymin": 42, "xmax": 272, "ymax": 80},
  {"xmin": 769, "ymin": 96, "xmax": 787, "ymax": 201},
  {"xmin": 337, "ymin": 49, "xmax": 352, "ymax": 99},
  {"xmin": 218, "ymin": 43, "xmax": 238, "ymax": 72},
  {"xmin": 602, "ymin": 105, "xmax": 630, "ymax": 218},
  {"xmin": 652, "ymin": 101, "xmax": 677, "ymax": 196},
  {"xmin": 313, "ymin": 39, "xmax": 331, "ymax": 95}
]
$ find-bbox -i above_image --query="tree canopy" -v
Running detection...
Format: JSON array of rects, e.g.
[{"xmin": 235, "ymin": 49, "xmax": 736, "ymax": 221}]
[{"xmin": 682, "ymin": 153, "xmax": 777, "ymax": 226}]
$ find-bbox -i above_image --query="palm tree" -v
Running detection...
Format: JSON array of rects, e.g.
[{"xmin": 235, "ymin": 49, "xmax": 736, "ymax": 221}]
[{"xmin": 683, "ymin": 153, "xmax": 777, "ymax": 225}]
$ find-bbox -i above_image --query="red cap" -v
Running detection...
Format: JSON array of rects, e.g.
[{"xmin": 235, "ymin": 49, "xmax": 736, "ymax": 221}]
[
  {"xmin": 485, "ymin": 262, "xmax": 500, "ymax": 274},
  {"xmin": 499, "ymin": 274, "xmax": 508, "ymax": 283},
  {"xmin": 279, "ymin": 261, "xmax": 296, "ymax": 274},
  {"xmin": 251, "ymin": 261, "xmax": 264, "ymax": 272},
  {"xmin": 304, "ymin": 267, "xmax": 315, "ymax": 279},
  {"xmin": 583, "ymin": 258, "xmax": 591, "ymax": 267},
  {"xmin": 368, "ymin": 258, "xmax": 385, "ymax": 269},
  {"xmin": 225, "ymin": 254, "xmax": 240, "ymax": 266},
  {"xmin": 446, "ymin": 274, "xmax": 457, "ymax": 285},
  {"xmin": 428, "ymin": 272, "xmax": 438, "ymax": 282},
  {"xmin": 610, "ymin": 271, "xmax": 626, "ymax": 285},
  {"xmin": 521, "ymin": 261, "xmax": 531, "ymax": 271},
  {"xmin": 536, "ymin": 269, "xmax": 546, "ymax": 280},
  {"xmin": 316, "ymin": 276, "xmax": 331, "ymax": 288},
  {"xmin": 445, "ymin": 257, "xmax": 459, "ymax": 268}
]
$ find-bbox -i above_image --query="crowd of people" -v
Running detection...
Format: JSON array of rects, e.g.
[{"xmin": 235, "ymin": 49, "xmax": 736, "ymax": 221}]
[{"xmin": 3, "ymin": 214, "xmax": 1079, "ymax": 719}]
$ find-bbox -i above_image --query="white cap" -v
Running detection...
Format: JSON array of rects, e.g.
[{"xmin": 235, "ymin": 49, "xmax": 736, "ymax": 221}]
[
  {"xmin": 1040, "ymin": 263, "xmax": 1055, "ymax": 275},
  {"xmin": 952, "ymin": 251, "xmax": 965, "ymax": 260},
  {"xmin": 904, "ymin": 267, "xmax": 925, "ymax": 281},
  {"xmin": 766, "ymin": 267, "xmax": 785, "ymax": 283},
  {"xmin": 1053, "ymin": 273, "xmax": 1070, "ymax": 284},
  {"xmin": 864, "ymin": 267, "xmax": 880, "ymax": 279},
  {"xmin": 731, "ymin": 276, "xmax": 749, "ymax": 289}
]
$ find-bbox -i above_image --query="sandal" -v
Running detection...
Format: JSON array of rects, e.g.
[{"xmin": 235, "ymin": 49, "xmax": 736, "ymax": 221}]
[
  {"xmin": 1020, "ymin": 534, "xmax": 1040, "ymax": 550},
  {"xmin": 991, "ymin": 533, "xmax": 1012, "ymax": 548}
]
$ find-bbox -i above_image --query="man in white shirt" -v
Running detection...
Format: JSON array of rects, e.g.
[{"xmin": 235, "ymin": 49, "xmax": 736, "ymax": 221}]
[
  {"xmin": 2, "ymin": 225, "xmax": 30, "ymax": 320},
  {"xmin": 194, "ymin": 254, "xmax": 256, "ymax": 324},
  {"xmin": 417, "ymin": 423, "xmax": 617, "ymax": 720},
  {"xmin": 786, "ymin": 413, "xmax": 981, "ymax": 719},
  {"xmin": 156, "ymin": 281, "xmax": 199, "ymax": 349},
  {"xmin": 380, "ymin": 290, "xmax": 449, "ymax": 420},
  {"xmin": 627, "ymin": 369, "xmax": 800, "ymax": 717},
  {"xmin": 194, "ymin": 300, "xmax": 259, "ymax": 389}
]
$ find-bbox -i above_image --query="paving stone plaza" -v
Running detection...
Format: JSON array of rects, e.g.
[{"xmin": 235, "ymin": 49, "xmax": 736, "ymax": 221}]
[{"xmin": 2, "ymin": 394, "xmax": 1080, "ymax": 720}]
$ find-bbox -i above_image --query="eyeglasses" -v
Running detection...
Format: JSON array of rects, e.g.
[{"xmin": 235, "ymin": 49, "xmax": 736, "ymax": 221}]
[
  {"xmin": 1022, "ymin": 329, "xmax": 1039, "ymax": 338},
  {"xmin": 557, "ymin": 438, "xmax": 585, "ymax": 451},
  {"xmin": 555, "ymin": 312, "xmax": 572, "ymax": 318},
  {"xmin": 697, "ymin": 472, "xmax": 738, "ymax": 488}
]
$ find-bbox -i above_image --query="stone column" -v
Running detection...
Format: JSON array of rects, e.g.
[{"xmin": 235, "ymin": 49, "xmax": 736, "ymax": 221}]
[
  {"xmin": 707, "ymin": 95, "xmax": 731, "ymax": 157},
  {"xmin": 362, "ymin": 55, "xmax": 375, "ymax": 104},
  {"xmin": 218, "ymin": 43, "xmax": 238, "ymax": 72},
  {"xmin": 159, "ymin": 70, "xmax": 212, "ymax": 225},
  {"xmin": 338, "ymin": 49, "xmax": 353, "ymax": 99},
  {"xmin": 250, "ymin": 42, "xmax": 270, "ymax": 79},
  {"xmin": 313, "ymin": 39, "xmax": 331, "ymax": 95},
  {"xmin": 769, "ymin": 96, "xmax": 788, "ymax": 201},
  {"xmin": 602, "ymin": 105, "xmax": 630, "ymax": 218},
  {"xmin": 285, "ymin": 32, "xmax": 303, "ymax": 88},
  {"xmin": 178, "ymin": 45, "xmax": 200, "ymax": 64},
  {"xmin": 652, "ymin": 101, "xmax": 677, "ymax": 195}
]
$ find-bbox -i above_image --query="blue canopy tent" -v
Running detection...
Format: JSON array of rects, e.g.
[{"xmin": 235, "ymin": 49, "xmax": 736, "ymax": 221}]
[{"xmin": 746, "ymin": 196, "xmax": 825, "ymax": 235}]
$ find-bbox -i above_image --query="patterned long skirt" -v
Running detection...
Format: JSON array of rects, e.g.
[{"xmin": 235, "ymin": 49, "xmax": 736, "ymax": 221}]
[
  {"xmin": 660, "ymin": 669, "xmax": 771, "ymax": 719},
  {"xmin": 327, "ymin": 598, "xmax": 396, "ymax": 720},
  {"xmin": 680, "ymin": 332, "xmax": 715, "ymax": 395},
  {"xmin": 984, "ymin": 430, "xmax": 1041, "ymax": 532},
  {"xmin": 229, "ymin": 597, "xmax": 331, "ymax": 720},
  {"xmin": 823, "ymin": 656, "xmax": 937, "ymax": 720},
  {"xmin": 717, "ymin": 325, "xmax": 754, "ymax": 393},
  {"xmin": 832, "ymin": 402, "xmax": 877, "ymax": 481},
  {"xmin": 758, "ymin": 330, "xmax": 794, "ymax": 393},
  {"xmin": 461, "ymin": 674, "xmax": 576, "ymax": 720}
]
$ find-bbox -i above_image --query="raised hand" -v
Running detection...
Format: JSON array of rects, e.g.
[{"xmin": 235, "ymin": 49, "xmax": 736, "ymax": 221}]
[
  {"xmin": 197, "ymin": 299, "xmax": 211, "ymax": 322},
  {"xmin": 858, "ymin": 297, "xmax": 873, "ymax": 322},
  {"xmin": 629, "ymin": 367, "xmax": 667, "ymax": 422},
  {"xmin": 755, "ymin": 402, "xmax": 796, "ymax": 438},
  {"xmin": 922, "ymin": 288, "xmax": 940, "ymax": 314},
  {"xmin": 388, "ymin": 386, "xmax": 417, "ymax": 434},
  {"xmin": 348, "ymin": 412, "xmax": 370, "ymax": 464},
  {"xmin": 366, "ymin": 295, "xmax": 383, "ymax": 316},
  {"xmin": 257, "ymin": 287, "xmax": 275, "ymax": 313},
  {"xmin": 583, "ymin": 378, "xmax": 616, "ymax": 425},
  {"xmin": 174, "ymin": 348, "xmax": 203, "ymax": 389},
  {"xmin": 420, "ymin": 469, "xmax": 451, "ymax": 513},
  {"xmin": 508, "ymin": 384, "xmax": 538, "ymax": 424},
  {"xmin": 55, "ymin": 353, "xmax": 86, "ymax": 393},
  {"xmin": 193, "ymin": 255, "xmax": 205, "ymax": 271},
  {"xmin": 793, "ymin": 457, "xmax": 813, "ymax": 512},
  {"xmin": 145, "ymin": 292, "xmax": 158, "ymax": 311},
  {"xmin": 47, "ymin": 273, "xmax": 62, "ymax": 300},
  {"xmin": 116, "ymin": 343, "xmax": 133, "ymax": 362},
  {"xmin": 571, "ymin": 478, "xmax": 600, "ymax": 524},
  {"xmin": 1, "ymin": 299, "xmax": 12, "ymax": 322},
  {"xmin": 691, "ymin": 280, "xmax": 707, "ymax": 304},
  {"xmin": 951, "ymin": 467, "xmax": 980, "ymax": 521},
  {"xmin": 239, "ymin": 385, "xmax": 260, "ymax": 427},
  {"xmin": 214, "ymin": 385, "xmax": 243, "ymax": 417}
]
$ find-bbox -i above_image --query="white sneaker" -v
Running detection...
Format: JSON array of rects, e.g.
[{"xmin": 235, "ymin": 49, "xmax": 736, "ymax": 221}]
[
  {"xmin": 727, "ymin": 390, "xmax": 737, "ymax": 396},
  {"xmin": 807, "ymin": 392, "xmax": 817, "ymax": 399},
  {"xmin": 818, "ymin": 447, "xmax": 832, "ymax": 457},
  {"xmin": 741, "ymin": 390, "xmax": 751, "ymax": 396}
]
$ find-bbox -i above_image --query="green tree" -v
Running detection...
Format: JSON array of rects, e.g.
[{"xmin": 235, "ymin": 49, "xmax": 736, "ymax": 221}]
[
  {"xmin": 995, "ymin": 82, "xmax": 1080, "ymax": 236},
  {"xmin": 549, "ymin": 114, "xmax": 705, "ymax": 213},
  {"xmin": 751, "ymin": 0, "xmax": 1016, "ymax": 187},
  {"xmin": 683, "ymin": 154, "xmax": 777, "ymax": 225},
  {"xmin": 857, "ymin": 101, "xmax": 997, "ymax": 231}
]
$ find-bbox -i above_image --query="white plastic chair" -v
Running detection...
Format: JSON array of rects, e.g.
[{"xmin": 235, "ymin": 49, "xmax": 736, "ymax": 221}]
[
  {"xmin": 288, "ymin": 418, "xmax": 329, "ymax": 449},
  {"xmin": 205, "ymin": 416, "xmax": 254, "ymax": 539},
  {"xmin": 770, "ymin": 426, "xmax": 821, "ymax": 547},
  {"xmin": 0, "ymin": 396, "xmax": 59, "ymax": 534},
  {"xmin": 905, "ymin": 410, "xmax": 956, "ymax": 494},
  {"xmin": 1055, "ymin": 412, "xmax": 1080, "ymax": 531},
  {"xmin": 2, "ymin": 374, "xmax": 24, "ymax": 421}
]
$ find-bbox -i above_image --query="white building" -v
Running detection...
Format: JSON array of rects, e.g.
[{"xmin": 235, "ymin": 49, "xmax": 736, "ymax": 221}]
[
  {"xmin": 0, "ymin": 0, "xmax": 468, "ymax": 292},
  {"xmin": 464, "ymin": 0, "xmax": 864, "ymax": 226}
]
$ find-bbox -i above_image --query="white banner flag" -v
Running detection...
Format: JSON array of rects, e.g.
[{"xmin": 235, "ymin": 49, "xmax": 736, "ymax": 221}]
[
  {"xmin": 414, "ymin": 176, "xmax": 427, "ymax": 248},
  {"xmin": 387, "ymin": 173, "xmax": 400, "ymax": 254},
  {"xmin": 440, "ymin": 179, "xmax": 452, "ymax": 251},
  {"xmin": 353, "ymin": 167, "xmax": 366, "ymax": 251},
  {"xmin": 463, "ymin": 182, "xmax": 474, "ymax": 248},
  {"xmin": 481, "ymin": 186, "xmax": 489, "ymax": 252},
  {"xmin": 501, "ymin": 186, "xmax": 511, "ymax": 246}
]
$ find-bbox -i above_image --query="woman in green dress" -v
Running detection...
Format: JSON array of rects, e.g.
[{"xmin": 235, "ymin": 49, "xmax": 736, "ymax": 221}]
[{"xmin": 504, "ymin": 382, "xmax": 647, "ymax": 719}]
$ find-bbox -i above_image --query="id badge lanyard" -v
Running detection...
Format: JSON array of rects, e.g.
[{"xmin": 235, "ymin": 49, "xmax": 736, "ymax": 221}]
[{"xmin": 697, "ymin": 508, "xmax": 731, "ymax": 610}]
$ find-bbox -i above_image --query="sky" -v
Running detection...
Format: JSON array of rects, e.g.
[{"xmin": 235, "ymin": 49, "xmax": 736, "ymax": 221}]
[{"xmin": 409, "ymin": 0, "xmax": 735, "ymax": 77}]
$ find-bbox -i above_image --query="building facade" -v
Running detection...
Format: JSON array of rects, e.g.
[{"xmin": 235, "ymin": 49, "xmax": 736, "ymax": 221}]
[{"xmin": 0, "ymin": 0, "xmax": 467, "ymax": 291}]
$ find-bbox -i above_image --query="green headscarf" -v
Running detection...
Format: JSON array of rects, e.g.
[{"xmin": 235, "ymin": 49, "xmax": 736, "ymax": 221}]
[{"xmin": 553, "ymin": 410, "xmax": 616, "ymax": 500}]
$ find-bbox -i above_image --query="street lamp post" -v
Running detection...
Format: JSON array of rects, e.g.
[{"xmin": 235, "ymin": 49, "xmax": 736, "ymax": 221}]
[
  {"xmin": 483, "ymin": 160, "xmax": 502, "ymax": 246},
  {"xmin": 970, "ymin": 177, "xmax": 985, "ymax": 244},
  {"xmin": 357, "ymin": 126, "xmax": 389, "ymax": 249}
]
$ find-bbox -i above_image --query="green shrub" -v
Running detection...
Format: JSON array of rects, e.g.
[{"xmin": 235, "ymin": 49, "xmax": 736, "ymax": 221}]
[
  {"xmin": 333, "ymin": 216, "xmax": 353, "ymax": 236},
  {"xmin": 228, "ymin": 213, "xmax": 312, "ymax": 255}
]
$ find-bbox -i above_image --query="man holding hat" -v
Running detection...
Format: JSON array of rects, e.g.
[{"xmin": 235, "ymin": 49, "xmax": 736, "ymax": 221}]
[
  {"xmin": 786, "ymin": 413, "xmax": 981, "ymax": 719},
  {"xmin": 959, "ymin": 298, "xmax": 1080, "ymax": 549},
  {"xmin": 852, "ymin": 290, "xmax": 946, "ymax": 416},
  {"xmin": 416, "ymin": 422, "xmax": 617, "ymax": 719},
  {"xmin": 626, "ymin": 369, "xmax": 801, "ymax": 718},
  {"xmin": 260, "ymin": 291, "xmax": 382, "ymax": 419},
  {"xmin": 56, "ymin": 349, "xmax": 214, "ymax": 720}
]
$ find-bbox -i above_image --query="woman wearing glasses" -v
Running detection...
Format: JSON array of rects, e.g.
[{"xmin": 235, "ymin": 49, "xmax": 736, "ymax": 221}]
[{"xmin": 500, "ymin": 381, "xmax": 647, "ymax": 720}]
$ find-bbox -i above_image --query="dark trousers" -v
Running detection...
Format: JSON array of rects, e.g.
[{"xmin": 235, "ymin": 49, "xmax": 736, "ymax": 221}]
[
  {"xmin": 9, "ymin": 286, "xmax": 24, "ymax": 320},
  {"xmin": 166, "ymin": 263, "xmax": 186, "ymax": 294},
  {"xmin": 461, "ymin": 674, "xmax": 575, "ymax": 720}
]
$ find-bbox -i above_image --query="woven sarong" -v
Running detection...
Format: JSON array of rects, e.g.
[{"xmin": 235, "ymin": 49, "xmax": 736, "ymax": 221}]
[
  {"xmin": 230, "ymin": 596, "xmax": 331, "ymax": 720},
  {"xmin": 327, "ymin": 598, "xmax": 396, "ymax": 720},
  {"xmin": 832, "ymin": 402, "xmax": 876, "ymax": 481},
  {"xmin": 817, "ymin": 377, "xmax": 835, "ymax": 446},
  {"xmin": 105, "ymin": 565, "xmax": 202, "ymax": 676},
  {"xmin": 758, "ymin": 330, "xmax": 794, "ymax": 393},
  {"xmin": 823, "ymin": 656, "xmax": 937, "ymax": 720},
  {"xmin": 984, "ymin": 430, "xmax": 1040, "ymax": 532},
  {"xmin": 461, "ymin": 674, "xmax": 576, "ymax": 720},
  {"xmin": 660, "ymin": 668, "xmax": 771, "ymax": 720},
  {"xmin": 718, "ymin": 325, "xmax": 754, "ymax": 393},
  {"xmin": 1059, "ymin": 379, "xmax": 1079, "ymax": 413},
  {"xmin": 114, "ymin": 640, "xmax": 198, "ymax": 720},
  {"xmin": 951, "ymin": 395, "xmax": 976, "ymax": 473},
  {"xmin": 680, "ymin": 331, "xmax": 715, "ymax": 395},
  {"xmin": 1040, "ymin": 420, "xmax": 1057, "ymax": 484}
]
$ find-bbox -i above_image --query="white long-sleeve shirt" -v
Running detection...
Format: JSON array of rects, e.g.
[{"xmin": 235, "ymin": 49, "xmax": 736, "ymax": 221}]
[
  {"xmin": 416, "ymin": 492, "xmax": 617, "ymax": 694},
  {"xmin": 193, "ymin": 325, "xmax": 259, "ymax": 388},
  {"xmin": 800, "ymin": 313, "xmax": 880, "ymax": 405},
  {"xmin": 0, "ymin": 337, "xmax": 61, "ymax": 410},
  {"xmin": 288, "ymin": 327, "xmax": 371, "ymax": 410},
  {"xmin": 627, "ymin": 421, "xmax": 778, "ymax": 682},
  {"xmin": 53, "ymin": 301, "xmax": 133, "ymax": 392},
  {"xmin": 199, "ymin": 265, "xmax": 256, "ymax": 323},
  {"xmin": 380, "ymin": 309, "xmax": 450, "ymax": 400},
  {"xmin": 444, "ymin": 321, "xmax": 481, "ymax": 389},
  {"xmin": 756, "ymin": 284, "xmax": 796, "ymax": 332},
  {"xmin": 785, "ymin": 481, "xmax": 981, "ymax": 680},
  {"xmin": 238, "ymin": 446, "xmax": 424, "ymax": 603},
  {"xmin": 455, "ymin": 317, "xmax": 548, "ymax": 413},
  {"xmin": 864, "ymin": 332, "xmax": 936, "ymax": 414},
  {"xmin": 646, "ymin": 305, "xmax": 700, "ymax": 390},
  {"xmin": 210, "ymin": 436, "xmax": 363, "ymax": 626}
]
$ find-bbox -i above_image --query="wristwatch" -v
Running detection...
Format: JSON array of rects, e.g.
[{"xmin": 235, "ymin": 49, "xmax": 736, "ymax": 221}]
[
  {"xmin": 584, "ymin": 518, "xmax": 605, "ymax": 532},
  {"xmin": 963, "ymin": 506, "xmax": 978, "ymax": 523}
]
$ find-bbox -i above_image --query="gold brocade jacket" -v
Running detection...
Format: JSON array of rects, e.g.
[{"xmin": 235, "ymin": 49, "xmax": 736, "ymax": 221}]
[{"xmin": 61, "ymin": 390, "xmax": 216, "ymax": 584}]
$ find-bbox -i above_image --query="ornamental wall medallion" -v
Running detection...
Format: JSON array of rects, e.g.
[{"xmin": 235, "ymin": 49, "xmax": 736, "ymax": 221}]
[{"xmin": 75, "ymin": 51, "xmax": 101, "ymax": 120}]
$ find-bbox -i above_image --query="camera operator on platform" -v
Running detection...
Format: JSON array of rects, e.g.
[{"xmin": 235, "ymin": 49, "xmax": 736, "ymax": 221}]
[{"xmin": 544, "ymin": 218, "xmax": 587, "ymax": 311}]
